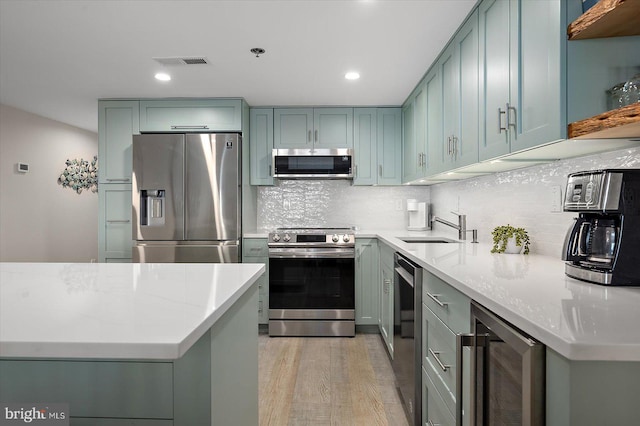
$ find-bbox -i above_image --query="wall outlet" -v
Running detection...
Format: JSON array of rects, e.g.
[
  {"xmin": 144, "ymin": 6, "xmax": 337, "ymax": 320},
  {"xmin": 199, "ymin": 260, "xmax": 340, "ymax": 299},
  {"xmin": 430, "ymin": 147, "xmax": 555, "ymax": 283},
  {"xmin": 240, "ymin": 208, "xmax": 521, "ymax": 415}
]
[{"xmin": 550, "ymin": 185, "xmax": 562, "ymax": 213}]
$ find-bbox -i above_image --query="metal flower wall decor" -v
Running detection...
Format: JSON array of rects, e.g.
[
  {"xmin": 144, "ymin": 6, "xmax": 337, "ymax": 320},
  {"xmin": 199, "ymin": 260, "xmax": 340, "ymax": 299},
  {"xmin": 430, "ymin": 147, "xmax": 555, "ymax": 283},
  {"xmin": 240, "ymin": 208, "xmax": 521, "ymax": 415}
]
[{"xmin": 58, "ymin": 156, "xmax": 98, "ymax": 194}]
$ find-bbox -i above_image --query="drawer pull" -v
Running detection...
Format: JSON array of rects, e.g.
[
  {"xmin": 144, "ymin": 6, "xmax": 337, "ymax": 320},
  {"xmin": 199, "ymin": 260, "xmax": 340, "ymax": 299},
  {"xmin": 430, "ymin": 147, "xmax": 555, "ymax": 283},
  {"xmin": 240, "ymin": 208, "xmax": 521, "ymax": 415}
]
[
  {"xmin": 429, "ymin": 348, "xmax": 450, "ymax": 372},
  {"xmin": 106, "ymin": 178, "xmax": 131, "ymax": 182},
  {"xmin": 426, "ymin": 292, "xmax": 448, "ymax": 308},
  {"xmin": 106, "ymin": 219, "xmax": 131, "ymax": 224}
]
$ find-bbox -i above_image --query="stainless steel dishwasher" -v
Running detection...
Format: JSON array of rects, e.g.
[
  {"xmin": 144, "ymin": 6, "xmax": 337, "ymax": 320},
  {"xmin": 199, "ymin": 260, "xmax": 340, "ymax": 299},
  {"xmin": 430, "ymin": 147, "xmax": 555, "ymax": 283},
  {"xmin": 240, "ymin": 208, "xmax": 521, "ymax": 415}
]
[{"xmin": 394, "ymin": 252, "xmax": 423, "ymax": 426}]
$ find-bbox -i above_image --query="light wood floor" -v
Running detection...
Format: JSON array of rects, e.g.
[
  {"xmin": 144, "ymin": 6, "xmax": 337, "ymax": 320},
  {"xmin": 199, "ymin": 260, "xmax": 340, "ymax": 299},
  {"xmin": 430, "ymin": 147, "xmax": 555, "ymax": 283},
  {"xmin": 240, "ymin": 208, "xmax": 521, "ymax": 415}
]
[{"xmin": 258, "ymin": 334, "xmax": 410, "ymax": 426}]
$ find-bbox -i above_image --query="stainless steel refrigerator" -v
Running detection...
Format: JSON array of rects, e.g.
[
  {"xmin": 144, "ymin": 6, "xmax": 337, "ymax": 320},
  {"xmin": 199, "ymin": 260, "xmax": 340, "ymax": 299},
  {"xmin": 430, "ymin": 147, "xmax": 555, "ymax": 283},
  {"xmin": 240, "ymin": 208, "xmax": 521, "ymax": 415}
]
[{"xmin": 132, "ymin": 133, "xmax": 241, "ymax": 263}]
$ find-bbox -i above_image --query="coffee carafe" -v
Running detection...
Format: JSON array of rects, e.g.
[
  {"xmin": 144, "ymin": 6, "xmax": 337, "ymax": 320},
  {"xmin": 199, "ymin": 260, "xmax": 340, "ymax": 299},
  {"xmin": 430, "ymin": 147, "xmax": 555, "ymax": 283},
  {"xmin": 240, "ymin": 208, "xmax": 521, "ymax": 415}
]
[{"xmin": 562, "ymin": 169, "xmax": 640, "ymax": 286}]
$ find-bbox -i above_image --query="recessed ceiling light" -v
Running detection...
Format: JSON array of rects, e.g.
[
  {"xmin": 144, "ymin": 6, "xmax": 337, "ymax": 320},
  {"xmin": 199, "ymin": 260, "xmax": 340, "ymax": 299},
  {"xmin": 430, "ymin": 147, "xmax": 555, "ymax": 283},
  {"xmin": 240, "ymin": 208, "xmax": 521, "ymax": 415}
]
[
  {"xmin": 345, "ymin": 72, "xmax": 360, "ymax": 80},
  {"xmin": 155, "ymin": 72, "xmax": 171, "ymax": 81}
]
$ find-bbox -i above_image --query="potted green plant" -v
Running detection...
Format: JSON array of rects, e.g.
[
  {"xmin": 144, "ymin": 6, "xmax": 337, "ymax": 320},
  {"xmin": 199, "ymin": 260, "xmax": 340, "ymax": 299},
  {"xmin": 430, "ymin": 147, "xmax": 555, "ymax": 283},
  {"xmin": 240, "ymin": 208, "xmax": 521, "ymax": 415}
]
[{"xmin": 491, "ymin": 224, "xmax": 530, "ymax": 254}]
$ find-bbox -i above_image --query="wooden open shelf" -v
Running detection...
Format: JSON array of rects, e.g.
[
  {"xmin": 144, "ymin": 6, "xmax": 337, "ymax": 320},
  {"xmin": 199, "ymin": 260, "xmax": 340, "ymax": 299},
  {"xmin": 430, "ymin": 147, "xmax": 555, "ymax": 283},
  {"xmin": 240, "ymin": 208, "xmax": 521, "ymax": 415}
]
[
  {"xmin": 568, "ymin": 103, "xmax": 640, "ymax": 139},
  {"xmin": 568, "ymin": 0, "xmax": 640, "ymax": 40}
]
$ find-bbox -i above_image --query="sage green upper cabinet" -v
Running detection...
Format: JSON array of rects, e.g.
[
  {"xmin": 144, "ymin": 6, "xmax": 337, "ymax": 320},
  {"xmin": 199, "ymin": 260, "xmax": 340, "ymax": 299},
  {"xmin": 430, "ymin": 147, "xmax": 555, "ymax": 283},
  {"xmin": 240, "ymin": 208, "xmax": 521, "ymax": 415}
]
[
  {"xmin": 376, "ymin": 108, "xmax": 402, "ymax": 185},
  {"xmin": 274, "ymin": 108, "xmax": 313, "ymax": 148},
  {"xmin": 437, "ymin": 10, "xmax": 479, "ymax": 173},
  {"xmin": 274, "ymin": 108, "xmax": 353, "ymax": 149},
  {"xmin": 353, "ymin": 108, "xmax": 377, "ymax": 185},
  {"xmin": 402, "ymin": 80, "xmax": 429, "ymax": 183},
  {"xmin": 139, "ymin": 99, "xmax": 243, "ymax": 132},
  {"xmin": 478, "ymin": 0, "xmax": 563, "ymax": 161},
  {"xmin": 98, "ymin": 100, "xmax": 139, "ymax": 183},
  {"xmin": 354, "ymin": 108, "xmax": 402, "ymax": 185},
  {"xmin": 249, "ymin": 108, "xmax": 274, "ymax": 185}
]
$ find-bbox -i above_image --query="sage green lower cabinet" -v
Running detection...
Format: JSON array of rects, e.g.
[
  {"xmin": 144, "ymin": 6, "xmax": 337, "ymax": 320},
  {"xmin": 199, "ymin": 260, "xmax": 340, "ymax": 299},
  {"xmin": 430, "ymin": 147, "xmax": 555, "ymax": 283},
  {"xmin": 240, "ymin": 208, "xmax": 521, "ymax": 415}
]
[
  {"xmin": 378, "ymin": 243, "xmax": 395, "ymax": 357},
  {"xmin": 546, "ymin": 349, "xmax": 640, "ymax": 425},
  {"xmin": 422, "ymin": 366, "xmax": 456, "ymax": 426},
  {"xmin": 98, "ymin": 184, "xmax": 132, "ymax": 262},
  {"xmin": 243, "ymin": 238, "xmax": 269, "ymax": 324},
  {"xmin": 355, "ymin": 238, "xmax": 379, "ymax": 325},
  {"xmin": 422, "ymin": 271, "xmax": 471, "ymax": 425},
  {"xmin": 0, "ymin": 285, "xmax": 259, "ymax": 426}
]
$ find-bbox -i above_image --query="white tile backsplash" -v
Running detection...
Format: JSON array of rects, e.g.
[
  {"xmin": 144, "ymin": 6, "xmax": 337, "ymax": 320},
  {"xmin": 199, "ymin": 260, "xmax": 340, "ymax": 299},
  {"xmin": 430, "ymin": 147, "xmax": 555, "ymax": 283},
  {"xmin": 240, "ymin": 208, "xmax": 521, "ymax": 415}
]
[
  {"xmin": 256, "ymin": 146, "xmax": 640, "ymax": 257},
  {"xmin": 430, "ymin": 146, "xmax": 640, "ymax": 256},
  {"xmin": 257, "ymin": 180, "xmax": 430, "ymax": 231}
]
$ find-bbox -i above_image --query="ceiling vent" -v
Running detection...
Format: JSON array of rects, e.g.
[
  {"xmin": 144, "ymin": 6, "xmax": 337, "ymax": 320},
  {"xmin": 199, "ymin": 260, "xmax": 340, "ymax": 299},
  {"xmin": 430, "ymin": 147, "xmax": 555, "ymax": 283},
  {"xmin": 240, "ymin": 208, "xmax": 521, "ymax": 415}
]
[{"xmin": 152, "ymin": 57, "xmax": 209, "ymax": 66}]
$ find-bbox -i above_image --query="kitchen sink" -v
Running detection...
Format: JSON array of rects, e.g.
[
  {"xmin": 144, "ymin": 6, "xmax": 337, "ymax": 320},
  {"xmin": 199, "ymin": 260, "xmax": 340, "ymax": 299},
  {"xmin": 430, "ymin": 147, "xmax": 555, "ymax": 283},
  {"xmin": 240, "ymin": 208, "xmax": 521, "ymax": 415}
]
[{"xmin": 398, "ymin": 237, "xmax": 458, "ymax": 243}]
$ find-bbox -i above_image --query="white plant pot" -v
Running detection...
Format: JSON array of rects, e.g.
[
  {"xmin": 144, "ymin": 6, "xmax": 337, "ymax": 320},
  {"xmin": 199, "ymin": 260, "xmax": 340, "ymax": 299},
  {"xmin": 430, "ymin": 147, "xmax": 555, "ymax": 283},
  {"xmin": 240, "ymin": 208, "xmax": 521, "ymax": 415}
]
[{"xmin": 504, "ymin": 237, "xmax": 523, "ymax": 254}]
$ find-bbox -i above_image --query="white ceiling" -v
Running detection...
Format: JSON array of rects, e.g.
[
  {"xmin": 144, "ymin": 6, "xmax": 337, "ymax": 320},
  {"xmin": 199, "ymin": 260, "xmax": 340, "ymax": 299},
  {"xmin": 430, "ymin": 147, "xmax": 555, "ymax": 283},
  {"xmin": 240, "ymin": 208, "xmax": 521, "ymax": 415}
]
[{"xmin": 0, "ymin": 0, "xmax": 476, "ymax": 133}]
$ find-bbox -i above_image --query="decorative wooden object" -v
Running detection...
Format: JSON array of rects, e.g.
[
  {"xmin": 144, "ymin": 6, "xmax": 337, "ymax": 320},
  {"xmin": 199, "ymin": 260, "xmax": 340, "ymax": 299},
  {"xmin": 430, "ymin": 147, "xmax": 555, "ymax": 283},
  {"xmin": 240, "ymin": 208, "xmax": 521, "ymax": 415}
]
[
  {"xmin": 568, "ymin": 0, "xmax": 640, "ymax": 40},
  {"xmin": 568, "ymin": 103, "xmax": 640, "ymax": 138}
]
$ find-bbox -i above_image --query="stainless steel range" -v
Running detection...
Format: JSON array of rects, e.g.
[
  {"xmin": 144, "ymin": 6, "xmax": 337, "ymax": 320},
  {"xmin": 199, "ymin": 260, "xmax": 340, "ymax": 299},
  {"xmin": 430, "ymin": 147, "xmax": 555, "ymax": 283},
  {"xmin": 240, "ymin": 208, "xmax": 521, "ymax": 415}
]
[{"xmin": 268, "ymin": 227, "xmax": 356, "ymax": 337}]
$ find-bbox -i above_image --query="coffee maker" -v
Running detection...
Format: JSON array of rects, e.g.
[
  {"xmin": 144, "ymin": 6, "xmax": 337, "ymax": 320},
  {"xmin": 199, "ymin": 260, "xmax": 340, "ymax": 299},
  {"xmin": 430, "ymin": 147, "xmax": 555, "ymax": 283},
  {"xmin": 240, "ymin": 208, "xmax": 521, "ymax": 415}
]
[{"xmin": 562, "ymin": 169, "xmax": 640, "ymax": 286}]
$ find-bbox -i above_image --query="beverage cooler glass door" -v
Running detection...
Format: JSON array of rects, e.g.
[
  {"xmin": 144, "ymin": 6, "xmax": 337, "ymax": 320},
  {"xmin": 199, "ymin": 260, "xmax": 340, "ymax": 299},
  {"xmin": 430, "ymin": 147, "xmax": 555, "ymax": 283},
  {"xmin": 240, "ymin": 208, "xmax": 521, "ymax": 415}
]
[{"xmin": 461, "ymin": 301, "xmax": 545, "ymax": 426}]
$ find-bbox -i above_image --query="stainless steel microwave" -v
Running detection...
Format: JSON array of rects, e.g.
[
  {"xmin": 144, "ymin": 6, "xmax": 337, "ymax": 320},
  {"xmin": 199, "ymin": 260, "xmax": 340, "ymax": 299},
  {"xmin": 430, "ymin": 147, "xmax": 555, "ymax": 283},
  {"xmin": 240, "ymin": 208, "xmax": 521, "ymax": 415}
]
[{"xmin": 272, "ymin": 148, "xmax": 353, "ymax": 179}]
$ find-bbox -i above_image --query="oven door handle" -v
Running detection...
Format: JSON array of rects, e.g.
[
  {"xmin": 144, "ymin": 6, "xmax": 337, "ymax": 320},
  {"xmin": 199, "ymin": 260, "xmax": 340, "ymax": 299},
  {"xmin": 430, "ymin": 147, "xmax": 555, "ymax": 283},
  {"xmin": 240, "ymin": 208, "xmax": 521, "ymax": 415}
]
[{"xmin": 268, "ymin": 248, "xmax": 355, "ymax": 259}]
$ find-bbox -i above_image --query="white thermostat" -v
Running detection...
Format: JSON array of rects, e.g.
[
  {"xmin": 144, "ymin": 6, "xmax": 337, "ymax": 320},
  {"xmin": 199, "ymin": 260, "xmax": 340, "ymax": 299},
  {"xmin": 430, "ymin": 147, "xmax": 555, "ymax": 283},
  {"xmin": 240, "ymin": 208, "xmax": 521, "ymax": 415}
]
[{"xmin": 17, "ymin": 162, "xmax": 29, "ymax": 173}]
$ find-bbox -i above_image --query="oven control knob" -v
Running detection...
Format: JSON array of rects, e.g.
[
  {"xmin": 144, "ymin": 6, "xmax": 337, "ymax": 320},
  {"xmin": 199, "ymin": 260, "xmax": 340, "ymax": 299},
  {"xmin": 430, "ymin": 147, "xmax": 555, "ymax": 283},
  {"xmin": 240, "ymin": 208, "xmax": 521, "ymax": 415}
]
[
  {"xmin": 283, "ymin": 234, "xmax": 291, "ymax": 242},
  {"xmin": 272, "ymin": 234, "xmax": 281, "ymax": 242},
  {"xmin": 332, "ymin": 234, "xmax": 339, "ymax": 243},
  {"xmin": 343, "ymin": 235, "xmax": 350, "ymax": 243}
]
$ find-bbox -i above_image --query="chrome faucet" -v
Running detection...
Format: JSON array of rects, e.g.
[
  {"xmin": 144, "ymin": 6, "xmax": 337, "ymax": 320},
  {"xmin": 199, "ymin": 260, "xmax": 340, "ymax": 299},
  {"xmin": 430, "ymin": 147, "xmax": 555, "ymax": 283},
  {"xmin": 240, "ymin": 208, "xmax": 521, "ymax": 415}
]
[{"xmin": 431, "ymin": 211, "xmax": 478, "ymax": 242}]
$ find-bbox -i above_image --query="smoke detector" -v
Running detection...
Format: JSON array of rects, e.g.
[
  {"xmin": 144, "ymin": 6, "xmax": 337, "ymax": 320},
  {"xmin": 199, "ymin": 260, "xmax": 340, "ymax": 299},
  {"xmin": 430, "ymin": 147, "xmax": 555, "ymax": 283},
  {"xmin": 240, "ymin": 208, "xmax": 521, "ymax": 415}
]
[
  {"xmin": 152, "ymin": 56, "xmax": 210, "ymax": 66},
  {"xmin": 250, "ymin": 48, "xmax": 265, "ymax": 58}
]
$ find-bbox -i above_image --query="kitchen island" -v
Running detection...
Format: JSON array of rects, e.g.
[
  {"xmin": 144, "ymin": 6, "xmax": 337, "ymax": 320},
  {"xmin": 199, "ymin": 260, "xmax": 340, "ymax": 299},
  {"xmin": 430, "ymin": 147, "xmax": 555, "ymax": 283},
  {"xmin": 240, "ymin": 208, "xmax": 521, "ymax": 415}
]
[{"xmin": 0, "ymin": 262, "xmax": 265, "ymax": 425}]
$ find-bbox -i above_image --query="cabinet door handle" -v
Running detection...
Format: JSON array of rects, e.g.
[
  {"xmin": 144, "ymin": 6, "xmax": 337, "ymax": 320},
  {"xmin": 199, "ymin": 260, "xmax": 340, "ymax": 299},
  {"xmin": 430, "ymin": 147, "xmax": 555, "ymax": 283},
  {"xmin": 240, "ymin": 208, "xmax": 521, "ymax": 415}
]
[
  {"xmin": 429, "ymin": 348, "xmax": 450, "ymax": 372},
  {"xmin": 268, "ymin": 165, "xmax": 272, "ymax": 176},
  {"xmin": 314, "ymin": 129, "xmax": 318, "ymax": 142},
  {"xmin": 308, "ymin": 130, "xmax": 312, "ymax": 143},
  {"xmin": 379, "ymin": 165, "xmax": 383, "ymax": 177},
  {"xmin": 354, "ymin": 164, "xmax": 358, "ymax": 177},
  {"xmin": 426, "ymin": 292, "xmax": 448, "ymax": 308},
  {"xmin": 170, "ymin": 125, "xmax": 209, "ymax": 130},
  {"xmin": 447, "ymin": 136, "xmax": 452, "ymax": 155},
  {"xmin": 452, "ymin": 136, "xmax": 458, "ymax": 157},
  {"xmin": 106, "ymin": 219, "xmax": 131, "ymax": 224},
  {"xmin": 498, "ymin": 107, "xmax": 507, "ymax": 133},
  {"xmin": 106, "ymin": 178, "xmax": 131, "ymax": 182},
  {"xmin": 507, "ymin": 103, "xmax": 517, "ymax": 133}
]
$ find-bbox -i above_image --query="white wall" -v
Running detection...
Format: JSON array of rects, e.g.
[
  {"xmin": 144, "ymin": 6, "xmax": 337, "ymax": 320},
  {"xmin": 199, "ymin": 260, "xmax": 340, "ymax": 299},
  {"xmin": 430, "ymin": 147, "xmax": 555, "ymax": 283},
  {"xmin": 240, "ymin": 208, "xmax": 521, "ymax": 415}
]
[
  {"xmin": 430, "ymin": 146, "xmax": 640, "ymax": 256},
  {"xmin": 0, "ymin": 104, "xmax": 98, "ymax": 262},
  {"xmin": 257, "ymin": 180, "xmax": 430, "ymax": 231}
]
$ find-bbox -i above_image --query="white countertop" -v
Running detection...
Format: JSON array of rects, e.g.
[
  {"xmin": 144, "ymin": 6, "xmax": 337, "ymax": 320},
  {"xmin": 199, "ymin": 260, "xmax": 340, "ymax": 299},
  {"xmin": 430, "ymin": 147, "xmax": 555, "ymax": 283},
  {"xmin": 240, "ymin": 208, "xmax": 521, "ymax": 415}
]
[
  {"xmin": 370, "ymin": 230, "xmax": 640, "ymax": 362},
  {"xmin": 0, "ymin": 262, "xmax": 264, "ymax": 360}
]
